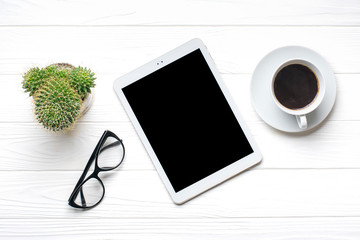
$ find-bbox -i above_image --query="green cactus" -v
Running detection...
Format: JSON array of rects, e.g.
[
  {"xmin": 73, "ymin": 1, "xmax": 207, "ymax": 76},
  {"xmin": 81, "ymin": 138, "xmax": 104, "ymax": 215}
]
[
  {"xmin": 22, "ymin": 63, "xmax": 95, "ymax": 132},
  {"xmin": 45, "ymin": 65, "xmax": 71, "ymax": 80},
  {"xmin": 34, "ymin": 77, "xmax": 82, "ymax": 131},
  {"xmin": 69, "ymin": 66, "xmax": 96, "ymax": 99},
  {"xmin": 22, "ymin": 67, "xmax": 47, "ymax": 96}
]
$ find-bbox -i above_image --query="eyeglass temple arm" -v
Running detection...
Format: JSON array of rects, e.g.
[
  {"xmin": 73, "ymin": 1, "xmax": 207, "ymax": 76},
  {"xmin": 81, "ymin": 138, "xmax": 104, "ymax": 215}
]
[
  {"xmin": 73, "ymin": 149, "xmax": 98, "ymax": 189},
  {"xmin": 99, "ymin": 140, "xmax": 121, "ymax": 154},
  {"xmin": 80, "ymin": 187, "xmax": 87, "ymax": 207},
  {"xmin": 69, "ymin": 132, "xmax": 107, "ymax": 200}
]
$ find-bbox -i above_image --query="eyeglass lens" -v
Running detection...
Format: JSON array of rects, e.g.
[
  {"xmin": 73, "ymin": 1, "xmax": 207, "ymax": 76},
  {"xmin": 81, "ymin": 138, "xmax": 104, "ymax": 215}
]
[
  {"xmin": 98, "ymin": 136, "xmax": 124, "ymax": 170},
  {"xmin": 74, "ymin": 178, "xmax": 103, "ymax": 207}
]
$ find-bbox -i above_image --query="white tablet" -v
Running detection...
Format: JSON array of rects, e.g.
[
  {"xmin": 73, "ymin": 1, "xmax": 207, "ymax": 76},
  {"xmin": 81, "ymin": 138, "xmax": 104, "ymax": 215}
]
[{"xmin": 114, "ymin": 39, "xmax": 262, "ymax": 204}]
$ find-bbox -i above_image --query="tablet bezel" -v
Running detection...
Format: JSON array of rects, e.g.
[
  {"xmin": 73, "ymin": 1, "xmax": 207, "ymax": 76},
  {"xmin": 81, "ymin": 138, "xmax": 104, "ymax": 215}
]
[{"xmin": 114, "ymin": 38, "xmax": 262, "ymax": 204}]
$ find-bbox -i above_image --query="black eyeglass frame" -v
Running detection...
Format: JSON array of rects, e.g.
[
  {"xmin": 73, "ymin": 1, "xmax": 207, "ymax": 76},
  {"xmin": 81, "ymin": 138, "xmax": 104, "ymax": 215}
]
[{"xmin": 68, "ymin": 130, "xmax": 125, "ymax": 209}]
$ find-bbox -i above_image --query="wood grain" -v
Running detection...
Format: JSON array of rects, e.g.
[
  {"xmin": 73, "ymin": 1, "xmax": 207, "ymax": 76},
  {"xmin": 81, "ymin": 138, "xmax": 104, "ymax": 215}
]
[
  {"xmin": 1, "ymin": 0, "xmax": 360, "ymax": 26},
  {"xmin": 0, "ymin": 27, "xmax": 360, "ymax": 76},
  {"xmin": 1, "ymin": 218, "xmax": 360, "ymax": 239},
  {"xmin": 1, "ymin": 120, "xmax": 360, "ymax": 171},
  {"xmin": 0, "ymin": 170, "xmax": 359, "ymax": 219}
]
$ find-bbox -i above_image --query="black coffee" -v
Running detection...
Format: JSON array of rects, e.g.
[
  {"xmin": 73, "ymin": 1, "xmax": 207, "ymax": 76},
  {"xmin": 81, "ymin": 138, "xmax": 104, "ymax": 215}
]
[{"xmin": 274, "ymin": 64, "xmax": 318, "ymax": 110}]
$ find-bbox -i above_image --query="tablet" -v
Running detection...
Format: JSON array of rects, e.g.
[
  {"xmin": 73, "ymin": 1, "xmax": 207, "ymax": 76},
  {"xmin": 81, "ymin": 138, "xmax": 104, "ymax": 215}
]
[{"xmin": 114, "ymin": 39, "xmax": 262, "ymax": 204}]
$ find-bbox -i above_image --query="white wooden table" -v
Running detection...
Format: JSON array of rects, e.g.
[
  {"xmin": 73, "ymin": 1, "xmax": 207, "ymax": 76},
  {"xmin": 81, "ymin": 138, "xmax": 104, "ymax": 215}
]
[{"xmin": 1, "ymin": 0, "xmax": 360, "ymax": 239}]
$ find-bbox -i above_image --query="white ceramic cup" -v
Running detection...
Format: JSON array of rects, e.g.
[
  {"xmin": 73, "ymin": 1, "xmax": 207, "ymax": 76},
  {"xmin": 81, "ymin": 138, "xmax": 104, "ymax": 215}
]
[{"xmin": 271, "ymin": 59, "xmax": 326, "ymax": 129}]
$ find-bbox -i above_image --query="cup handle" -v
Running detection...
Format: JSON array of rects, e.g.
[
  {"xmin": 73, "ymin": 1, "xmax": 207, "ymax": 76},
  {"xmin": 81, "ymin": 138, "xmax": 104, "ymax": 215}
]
[{"xmin": 296, "ymin": 115, "xmax": 307, "ymax": 129}]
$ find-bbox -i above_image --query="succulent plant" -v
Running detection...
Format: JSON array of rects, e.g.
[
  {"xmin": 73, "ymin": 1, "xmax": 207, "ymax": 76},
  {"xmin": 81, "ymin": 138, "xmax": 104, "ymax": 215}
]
[
  {"xmin": 45, "ymin": 65, "xmax": 71, "ymax": 80},
  {"xmin": 69, "ymin": 67, "xmax": 96, "ymax": 100},
  {"xmin": 34, "ymin": 78, "xmax": 82, "ymax": 131},
  {"xmin": 22, "ymin": 63, "xmax": 96, "ymax": 132},
  {"xmin": 22, "ymin": 67, "xmax": 48, "ymax": 96}
]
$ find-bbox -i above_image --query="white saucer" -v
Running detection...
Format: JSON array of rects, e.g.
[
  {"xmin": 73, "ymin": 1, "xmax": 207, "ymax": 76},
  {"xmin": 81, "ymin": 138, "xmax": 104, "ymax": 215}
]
[{"xmin": 251, "ymin": 46, "xmax": 336, "ymax": 133}]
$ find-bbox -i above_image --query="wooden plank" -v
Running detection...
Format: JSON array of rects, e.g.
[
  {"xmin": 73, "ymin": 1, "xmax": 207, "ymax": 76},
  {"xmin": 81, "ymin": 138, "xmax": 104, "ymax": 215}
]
[
  {"xmin": 0, "ymin": 122, "xmax": 153, "ymax": 171},
  {"xmin": 1, "ymin": 217, "xmax": 360, "ymax": 239},
  {"xmin": 0, "ymin": 72, "xmax": 357, "ymax": 123},
  {"xmin": 0, "ymin": 170, "xmax": 359, "ymax": 219},
  {"xmin": 0, "ymin": 120, "xmax": 360, "ymax": 171},
  {"xmin": 0, "ymin": 27, "xmax": 359, "ymax": 75},
  {"xmin": 1, "ymin": 74, "xmax": 360, "ymax": 172},
  {"xmin": 1, "ymin": 0, "xmax": 360, "ymax": 26}
]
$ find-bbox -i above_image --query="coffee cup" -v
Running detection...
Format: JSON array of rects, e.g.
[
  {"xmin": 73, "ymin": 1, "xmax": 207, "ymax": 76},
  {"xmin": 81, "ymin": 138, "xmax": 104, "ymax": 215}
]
[{"xmin": 271, "ymin": 59, "xmax": 325, "ymax": 129}]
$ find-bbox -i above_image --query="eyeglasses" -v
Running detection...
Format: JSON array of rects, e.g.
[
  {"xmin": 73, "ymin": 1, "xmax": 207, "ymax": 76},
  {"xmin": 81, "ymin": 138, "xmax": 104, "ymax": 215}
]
[{"xmin": 68, "ymin": 130, "xmax": 125, "ymax": 209}]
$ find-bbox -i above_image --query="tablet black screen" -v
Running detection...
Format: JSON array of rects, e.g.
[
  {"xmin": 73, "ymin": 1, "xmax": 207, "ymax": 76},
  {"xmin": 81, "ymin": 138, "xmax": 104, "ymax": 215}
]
[{"xmin": 123, "ymin": 49, "xmax": 253, "ymax": 192}]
